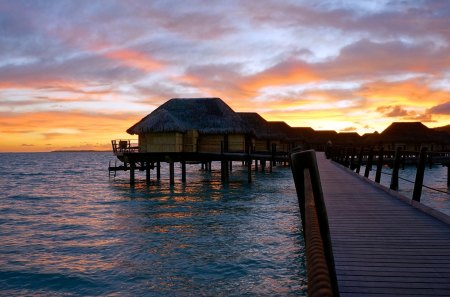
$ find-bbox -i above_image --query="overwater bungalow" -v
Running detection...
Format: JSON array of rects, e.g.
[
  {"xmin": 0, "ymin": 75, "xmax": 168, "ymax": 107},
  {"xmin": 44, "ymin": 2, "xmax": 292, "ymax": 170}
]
[
  {"xmin": 267, "ymin": 121, "xmax": 296, "ymax": 153},
  {"xmin": 125, "ymin": 98, "xmax": 252, "ymax": 154},
  {"xmin": 369, "ymin": 122, "xmax": 450, "ymax": 152},
  {"xmin": 237, "ymin": 112, "xmax": 274, "ymax": 153}
]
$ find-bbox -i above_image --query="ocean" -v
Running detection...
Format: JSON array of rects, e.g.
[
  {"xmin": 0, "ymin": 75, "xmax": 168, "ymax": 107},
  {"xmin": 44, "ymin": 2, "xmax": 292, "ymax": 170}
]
[{"xmin": 0, "ymin": 152, "xmax": 306, "ymax": 296}]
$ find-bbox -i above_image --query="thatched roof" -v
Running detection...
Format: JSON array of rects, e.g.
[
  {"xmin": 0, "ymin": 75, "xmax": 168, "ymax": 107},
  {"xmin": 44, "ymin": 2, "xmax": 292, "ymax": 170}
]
[
  {"xmin": 267, "ymin": 121, "xmax": 293, "ymax": 140},
  {"xmin": 314, "ymin": 130, "xmax": 339, "ymax": 143},
  {"xmin": 238, "ymin": 112, "xmax": 272, "ymax": 139},
  {"xmin": 377, "ymin": 122, "xmax": 443, "ymax": 143},
  {"xmin": 127, "ymin": 98, "xmax": 252, "ymax": 135}
]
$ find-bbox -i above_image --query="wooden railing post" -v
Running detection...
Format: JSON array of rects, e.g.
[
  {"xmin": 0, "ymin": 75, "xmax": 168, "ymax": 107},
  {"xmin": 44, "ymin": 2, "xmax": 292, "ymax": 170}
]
[
  {"xmin": 356, "ymin": 147, "xmax": 364, "ymax": 174},
  {"xmin": 390, "ymin": 147, "xmax": 402, "ymax": 191},
  {"xmin": 375, "ymin": 147, "xmax": 384, "ymax": 184},
  {"xmin": 412, "ymin": 147, "xmax": 427, "ymax": 202},
  {"xmin": 364, "ymin": 147, "xmax": 374, "ymax": 178}
]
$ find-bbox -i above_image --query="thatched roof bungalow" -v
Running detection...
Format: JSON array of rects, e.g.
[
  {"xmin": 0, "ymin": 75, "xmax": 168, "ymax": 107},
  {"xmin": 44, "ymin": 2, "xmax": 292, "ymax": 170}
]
[
  {"xmin": 127, "ymin": 98, "xmax": 252, "ymax": 153},
  {"xmin": 266, "ymin": 121, "xmax": 297, "ymax": 153},
  {"xmin": 367, "ymin": 122, "xmax": 450, "ymax": 151},
  {"xmin": 238, "ymin": 112, "xmax": 274, "ymax": 153}
]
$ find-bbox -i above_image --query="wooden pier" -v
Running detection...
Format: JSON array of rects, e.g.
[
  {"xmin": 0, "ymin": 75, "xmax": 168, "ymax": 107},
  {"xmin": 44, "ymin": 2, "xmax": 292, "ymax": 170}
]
[
  {"xmin": 292, "ymin": 150, "xmax": 450, "ymax": 296},
  {"xmin": 109, "ymin": 150, "xmax": 290, "ymax": 185}
]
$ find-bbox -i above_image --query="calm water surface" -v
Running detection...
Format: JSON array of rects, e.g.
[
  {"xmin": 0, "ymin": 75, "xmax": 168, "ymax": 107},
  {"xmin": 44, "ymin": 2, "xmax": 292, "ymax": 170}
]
[{"xmin": 0, "ymin": 152, "xmax": 306, "ymax": 296}]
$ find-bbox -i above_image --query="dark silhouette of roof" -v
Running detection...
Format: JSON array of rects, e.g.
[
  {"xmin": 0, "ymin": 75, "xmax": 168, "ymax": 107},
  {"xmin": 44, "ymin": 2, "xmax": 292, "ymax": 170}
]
[
  {"xmin": 237, "ymin": 112, "xmax": 272, "ymax": 139},
  {"xmin": 377, "ymin": 122, "xmax": 441, "ymax": 142},
  {"xmin": 267, "ymin": 121, "xmax": 293, "ymax": 140},
  {"xmin": 127, "ymin": 98, "xmax": 252, "ymax": 135}
]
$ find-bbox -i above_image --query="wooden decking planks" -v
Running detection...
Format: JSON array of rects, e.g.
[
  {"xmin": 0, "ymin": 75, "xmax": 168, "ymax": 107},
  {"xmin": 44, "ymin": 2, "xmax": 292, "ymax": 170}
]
[{"xmin": 315, "ymin": 152, "xmax": 450, "ymax": 296}]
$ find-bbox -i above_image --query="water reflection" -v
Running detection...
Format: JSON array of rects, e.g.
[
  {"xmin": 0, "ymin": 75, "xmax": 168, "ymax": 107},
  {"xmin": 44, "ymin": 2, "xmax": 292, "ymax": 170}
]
[{"xmin": 0, "ymin": 153, "xmax": 306, "ymax": 296}]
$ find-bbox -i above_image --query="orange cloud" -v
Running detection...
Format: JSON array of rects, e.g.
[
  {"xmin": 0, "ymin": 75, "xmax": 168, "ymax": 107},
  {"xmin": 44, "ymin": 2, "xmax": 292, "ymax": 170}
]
[
  {"xmin": 242, "ymin": 60, "xmax": 319, "ymax": 92},
  {"xmin": 103, "ymin": 49, "xmax": 164, "ymax": 72}
]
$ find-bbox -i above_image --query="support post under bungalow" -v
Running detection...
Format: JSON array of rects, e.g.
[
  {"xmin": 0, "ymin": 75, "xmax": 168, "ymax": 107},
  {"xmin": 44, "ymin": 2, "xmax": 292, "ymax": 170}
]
[
  {"xmin": 181, "ymin": 160, "xmax": 186, "ymax": 183},
  {"xmin": 145, "ymin": 160, "xmax": 151, "ymax": 184},
  {"xmin": 247, "ymin": 158, "xmax": 252, "ymax": 183},
  {"xmin": 130, "ymin": 162, "xmax": 135, "ymax": 185},
  {"xmin": 156, "ymin": 162, "xmax": 161, "ymax": 180},
  {"xmin": 447, "ymin": 165, "xmax": 450, "ymax": 187},
  {"xmin": 169, "ymin": 161, "xmax": 174, "ymax": 185}
]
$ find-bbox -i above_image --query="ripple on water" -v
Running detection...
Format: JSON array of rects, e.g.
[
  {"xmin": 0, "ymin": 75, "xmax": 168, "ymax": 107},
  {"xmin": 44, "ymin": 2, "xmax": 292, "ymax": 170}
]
[{"xmin": 0, "ymin": 153, "xmax": 307, "ymax": 296}]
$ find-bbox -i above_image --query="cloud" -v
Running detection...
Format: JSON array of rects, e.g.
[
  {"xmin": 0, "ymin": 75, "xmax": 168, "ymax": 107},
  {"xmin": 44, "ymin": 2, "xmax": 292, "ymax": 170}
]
[
  {"xmin": 340, "ymin": 126, "xmax": 358, "ymax": 132},
  {"xmin": 376, "ymin": 105, "xmax": 434, "ymax": 122},
  {"xmin": 429, "ymin": 101, "xmax": 450, "ymax": 114},
  {"xmin": 376, "ymin": 105, "xmax": 409, "ymax": 117}
]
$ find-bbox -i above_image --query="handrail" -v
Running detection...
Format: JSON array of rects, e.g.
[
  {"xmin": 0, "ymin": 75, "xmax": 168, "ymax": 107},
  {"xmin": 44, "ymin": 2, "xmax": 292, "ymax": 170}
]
[
  {"xmin": 329, "ymin": 145, "xmax": 450, "ymax": 202},
  {"xmin": 111, "ymin": 139, "xmax": 139, "ymax": 155},
  {"xmin": 291, "ymin": 150, "xmax": 339, "ymax": 297}
]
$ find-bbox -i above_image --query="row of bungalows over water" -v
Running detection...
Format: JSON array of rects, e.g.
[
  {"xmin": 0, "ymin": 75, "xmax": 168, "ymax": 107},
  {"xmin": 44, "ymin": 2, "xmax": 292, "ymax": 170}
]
[{"xmin": 110, "ymin": 97, "xmax": 450, "ymax": 184}]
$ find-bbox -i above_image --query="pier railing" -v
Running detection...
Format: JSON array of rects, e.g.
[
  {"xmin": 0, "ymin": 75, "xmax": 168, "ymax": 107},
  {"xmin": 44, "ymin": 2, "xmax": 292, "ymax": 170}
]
[
  {"xmin": 291, "ymin": 149, "xmax": 339, "ymax": 297},
  {"xmin": 328, "ymin": 146, "xmax": 450, "ymax": 202}
]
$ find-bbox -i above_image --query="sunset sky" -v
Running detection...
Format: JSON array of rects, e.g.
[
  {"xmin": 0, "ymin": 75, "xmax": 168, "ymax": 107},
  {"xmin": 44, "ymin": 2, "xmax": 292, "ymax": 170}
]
[{"xmin": 1, "ymin": 0, "xmax": 450, "ymax": 152}]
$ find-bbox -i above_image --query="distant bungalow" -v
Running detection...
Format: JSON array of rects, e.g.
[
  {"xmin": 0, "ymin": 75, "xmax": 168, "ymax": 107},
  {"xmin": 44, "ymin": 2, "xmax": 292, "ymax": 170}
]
[{"xmin": 368, "ymin": 122, "xmax": 450, "ymax": 152}]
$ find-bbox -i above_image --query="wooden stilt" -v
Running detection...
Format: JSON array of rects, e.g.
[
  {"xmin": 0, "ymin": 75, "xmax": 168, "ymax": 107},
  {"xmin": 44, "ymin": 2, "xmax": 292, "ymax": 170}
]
[
  {"xmin": 145, "ymin": 161, "xmax": 151, "ymax": 184},
  {"xmin": 157, "ymin": 162, "xmax": 161, "ymax": 180},
  {"xmin": 447, "ymin": 165, "xmax": 450, "ymax": 186},
  {"xmin": 169, "ymin": 161, "xmax": 174, "ymax": 185},
  {"xmin": 247, "ymin": 158, "xmax": 252, "ymax": 183},
  {"xmin": 181, "ymin": 160, "xmax": 186, "ymax": 183},
  {"xmin": 130, "ymin": 162, "xmax": 135, "ymax": 185}
]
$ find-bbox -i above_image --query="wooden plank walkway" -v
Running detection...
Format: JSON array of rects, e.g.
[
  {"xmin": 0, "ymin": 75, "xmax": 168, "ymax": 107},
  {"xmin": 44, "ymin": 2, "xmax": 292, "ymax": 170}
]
[{"xmin": 316, "ymin": 152, "xmax": 450, "ymax": 296}]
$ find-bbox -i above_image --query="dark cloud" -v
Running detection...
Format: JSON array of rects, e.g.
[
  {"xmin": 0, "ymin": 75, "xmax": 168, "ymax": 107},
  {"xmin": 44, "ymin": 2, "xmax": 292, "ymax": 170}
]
[
  {"xmin": 429, "ymin": 101, "xmax": 450, "ymax": 114},
  {"xmin": 377, "ymin": 105, "xmax": 409, "ymax": 117}
]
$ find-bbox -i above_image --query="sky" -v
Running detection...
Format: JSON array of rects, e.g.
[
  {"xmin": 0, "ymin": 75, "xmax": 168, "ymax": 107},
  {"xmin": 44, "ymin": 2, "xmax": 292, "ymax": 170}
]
[{"xmin": 1, "ymin": 0, "xmax": 450, "ymax": 152}]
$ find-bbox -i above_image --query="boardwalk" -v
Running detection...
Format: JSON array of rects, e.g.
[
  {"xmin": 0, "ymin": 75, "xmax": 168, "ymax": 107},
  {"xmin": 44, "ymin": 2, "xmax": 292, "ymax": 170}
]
[{"xmin": 316, "ymin": 152, "xmax": 450, "ymax": 296}]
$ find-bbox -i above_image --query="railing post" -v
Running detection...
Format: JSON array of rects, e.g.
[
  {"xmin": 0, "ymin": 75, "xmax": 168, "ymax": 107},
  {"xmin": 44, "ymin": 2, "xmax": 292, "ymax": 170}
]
[
  {"xmin": 390, "ymin": 147, "xmax": 402, "ymax": 191},
  {"xmin": 356, "ymin": 147, "xmax": 363, "ymax": 174},
  {"xmin": 412, "ymin": 147, "xmax": 427, "ymax": 202},
  {"xmin": 375, "ymin": 147, "xmax": 384, "ymax": 183},
  {"xmin": 364, "ymin": 147, "xmax": 374, "ymax": 178}
]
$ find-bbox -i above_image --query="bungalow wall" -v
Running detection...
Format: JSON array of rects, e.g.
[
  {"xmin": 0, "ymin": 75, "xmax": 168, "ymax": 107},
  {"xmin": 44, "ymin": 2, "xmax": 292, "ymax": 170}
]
[
  {"xmin": 254, "ymin": 139, "xmax": 270, "ymax": 153},
  {"xmin": 228, "ymin": 134, "xmax": 246, "ymax": 152},
  {"xmin": 198, "ymin": 134, "xmax": 223, "ymax": 153},
  {"xmin": 183, "ymin": 129, "xmax": 199, "ymax": 152},
  {"xmin": 139, "ymin": 132, "xmax": 183, "ymax": 152},
  {"xmin": 197, "ymin": 134, "xmax": 247, "ymax": 153}
]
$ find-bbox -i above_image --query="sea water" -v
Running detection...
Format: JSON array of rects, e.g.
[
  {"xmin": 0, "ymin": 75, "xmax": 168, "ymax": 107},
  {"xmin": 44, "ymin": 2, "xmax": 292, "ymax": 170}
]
[{"xmin": 0, "ymin": 152, "xmax": 306, "ymax": 296}]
